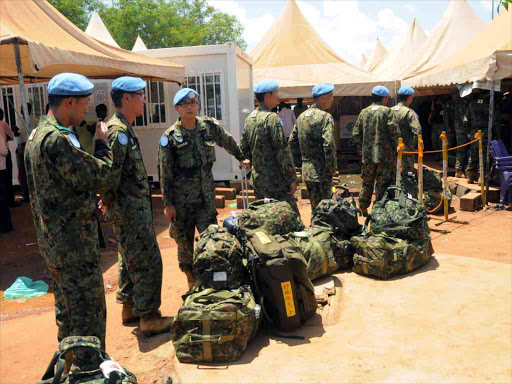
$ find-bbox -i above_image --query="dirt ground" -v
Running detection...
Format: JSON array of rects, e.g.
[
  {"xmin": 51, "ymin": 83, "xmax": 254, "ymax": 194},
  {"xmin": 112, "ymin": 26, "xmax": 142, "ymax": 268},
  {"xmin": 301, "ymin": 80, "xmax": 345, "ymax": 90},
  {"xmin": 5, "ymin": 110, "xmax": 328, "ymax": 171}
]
[{"xmin": 0, "ymin": 184, "xmax": 511, "ymax": 384}]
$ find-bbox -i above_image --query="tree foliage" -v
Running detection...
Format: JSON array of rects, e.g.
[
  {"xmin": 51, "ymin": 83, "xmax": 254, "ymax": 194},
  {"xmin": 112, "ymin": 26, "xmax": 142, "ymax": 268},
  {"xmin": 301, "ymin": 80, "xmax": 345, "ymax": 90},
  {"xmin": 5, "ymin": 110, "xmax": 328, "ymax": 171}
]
[
  {"xmin": 49, "ymin": 0, "xmax": 247, "ymax": 51},
  {"xmin": 498, "ymin": 0, "xmax": 512, "ymax": 11}
]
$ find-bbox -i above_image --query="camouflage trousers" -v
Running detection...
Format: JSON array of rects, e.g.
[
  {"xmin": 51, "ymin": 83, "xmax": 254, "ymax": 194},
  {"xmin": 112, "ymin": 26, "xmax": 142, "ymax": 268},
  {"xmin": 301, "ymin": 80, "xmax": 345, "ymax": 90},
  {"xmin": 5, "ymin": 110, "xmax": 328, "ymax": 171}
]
[
  {"xmin": 431, "ymin": 123, "xmax": 444, "ymax": 154},
  {"xmin": 466, "ymin": 130, "xmax": 488, "ymax": 173},
  {"xmin": 305, "ymin": 179, "xmax": 332, "ymax": 212},
  {"xmin": 455, "ymin": 124, "xmax": 469, "ymax": 172},
  {"xmin": 114, "ymin": 218, "xmax": 163, "ymax": 318},
  {"xmin": 358, "ymin": 162, "xmax": 395, "ymax": 210},
  {"xmin": 169, "ymin": 201, "xmax": 217, "ymax": 273},
  {"xmin": 48, "ymin": 262, "xmax": 106, "ymax": 370}
]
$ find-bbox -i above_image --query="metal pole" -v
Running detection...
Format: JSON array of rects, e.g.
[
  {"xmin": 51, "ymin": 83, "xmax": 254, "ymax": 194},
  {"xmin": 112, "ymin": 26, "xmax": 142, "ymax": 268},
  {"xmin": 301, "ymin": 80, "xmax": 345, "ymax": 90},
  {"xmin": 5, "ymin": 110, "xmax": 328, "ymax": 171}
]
[
  {"xmin": 478, "ymin": 130, "xmax": 486, "ymax": 206},
  {"xmin": 484, "ymin": 81, "xmax": 495, "ymax": 205},
  {"xmin": 396, "ymin": 137, "xmax": 404, "ymax": 198},
  {"xmin": 418, "ymin": 135, "xmax": 424, "ymax": 205},
  {"xmin": 14, "ymin": 42, "xmax": 30, "ymax": 136},
  {"xmin": 441, "ymin": 131, "xmax": 449, "ymax": 221}
]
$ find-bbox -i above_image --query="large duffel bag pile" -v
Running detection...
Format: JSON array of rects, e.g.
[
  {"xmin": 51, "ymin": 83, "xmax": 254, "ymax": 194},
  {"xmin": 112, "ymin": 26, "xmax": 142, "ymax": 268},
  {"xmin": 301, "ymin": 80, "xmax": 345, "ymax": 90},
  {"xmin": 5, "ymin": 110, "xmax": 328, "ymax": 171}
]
[{"xmin": 402, "ymin": 170, "xmax": 452, "ymax": 214}]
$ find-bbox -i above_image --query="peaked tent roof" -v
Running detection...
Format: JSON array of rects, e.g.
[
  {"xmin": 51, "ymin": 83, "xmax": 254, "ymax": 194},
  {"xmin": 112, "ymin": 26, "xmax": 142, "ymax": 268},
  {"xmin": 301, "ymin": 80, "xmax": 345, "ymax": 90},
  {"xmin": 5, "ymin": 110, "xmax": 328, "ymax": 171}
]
[
  {"xmin": 365, "ymin": 39, "xmax": 387, "ymax": 72},
  {"xmin": 0, "ymin": 0, "xmax": 184, "ymax": 84},
  {"xmin": 401, "ymin": 0, "xmax": 485, "ymax": 80},
  {"xmin": 250, "ymin": 0, "xmax": 345, "ymax": 68},
  {"xmin": 359, "ymin": 54, "xmax": 367, "ymax": 68},
  {"xmin": 85, "ymin": 11, "xmax": 120, "ymax": 48},
  {"xmin": 403, "ymin": 10, "xmax": 512, "ymax": 87},
  {"xmin": 373, "ymin": 19, "xmax": 427, "ymax": 81},
  {"xmin": 132, "ymin": 35, "xmax": 147, "ymax": 52}
]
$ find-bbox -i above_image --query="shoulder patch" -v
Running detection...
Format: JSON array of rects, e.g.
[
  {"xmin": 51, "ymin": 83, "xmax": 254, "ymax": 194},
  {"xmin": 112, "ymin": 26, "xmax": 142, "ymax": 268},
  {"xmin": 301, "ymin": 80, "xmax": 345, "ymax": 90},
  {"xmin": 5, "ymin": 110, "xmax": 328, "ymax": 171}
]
[
  {"xmin": 250, "ymin": 110, "xmax": 257, "ymax": 118},
  {"xmin": 371, "ymin": 106, "xmax": 380, "ymax": 111},
  {"xmin": 393, "ymin": 106, "xmax": 401, "ymax": 111},
  {"xmin": 160, "ymin": 136, "xmax": 169, "ymax": 147},
  {"xmin": 68, "ymin": 133, "xmax": 81, "ymax": 149},
  {"xmin": 305, "ymin": 110, "xmax": 313, "ymax": 117},
  {"xmin": 477, "ymin": 99, "xmax": 484, "ymax": 104},
  {"xmin": 117, "ymin": 132, "xmax": 129, "ymax": 146},
  {"xmin": 28, "ymin": 129, "xmax": 37, "ymax": 141},
  {"xmin": 174, "ymin": 135, "xmax": 184, "ymax": 144}
]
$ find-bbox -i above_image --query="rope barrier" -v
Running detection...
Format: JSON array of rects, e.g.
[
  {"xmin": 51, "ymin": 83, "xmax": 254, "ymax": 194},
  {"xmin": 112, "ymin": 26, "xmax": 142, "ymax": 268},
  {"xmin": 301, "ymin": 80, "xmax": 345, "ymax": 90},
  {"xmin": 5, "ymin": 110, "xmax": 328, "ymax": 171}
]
[
  {"xmin": 402, "ymin": 137, "xmax": 480, "ymax": 155},
  {"xmin": 425, "ymin": 197, "xmax": 444, "ymax": 214}
]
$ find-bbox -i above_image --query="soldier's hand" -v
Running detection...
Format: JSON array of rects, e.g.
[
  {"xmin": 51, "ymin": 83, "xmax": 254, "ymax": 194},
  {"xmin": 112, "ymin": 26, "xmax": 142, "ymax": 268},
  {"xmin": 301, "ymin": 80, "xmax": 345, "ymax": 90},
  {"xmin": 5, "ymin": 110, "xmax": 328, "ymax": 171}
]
[
  {"xmin": 289, "ymin": 181, "xmax": 297, "ymax": 196},
  {"xmin": 94, "ymin": 122, "xmax": 108, "ymax": 142},
  {"xmin": 241, "ymin": 160, "xmax": 251, "ymax": 170},
  {"xmin": 164, "ymin": 205, "xmax": 177, "ymax": 223},
  {"xmin": 98, "ymin": 199, "xmax": 108, "ymax": 216}
]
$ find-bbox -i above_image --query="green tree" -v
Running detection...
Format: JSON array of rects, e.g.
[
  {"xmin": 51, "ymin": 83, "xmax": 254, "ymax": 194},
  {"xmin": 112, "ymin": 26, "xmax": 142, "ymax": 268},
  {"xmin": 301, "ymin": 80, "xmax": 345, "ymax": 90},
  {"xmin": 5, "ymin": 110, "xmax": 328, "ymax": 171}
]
[
  {"xmin": 48, "ymin": 0, "xmax": 102, "ymax": 30},
  {"xmin": 498, "ymin": 0, "xmax": 512, "ymax": 11}
]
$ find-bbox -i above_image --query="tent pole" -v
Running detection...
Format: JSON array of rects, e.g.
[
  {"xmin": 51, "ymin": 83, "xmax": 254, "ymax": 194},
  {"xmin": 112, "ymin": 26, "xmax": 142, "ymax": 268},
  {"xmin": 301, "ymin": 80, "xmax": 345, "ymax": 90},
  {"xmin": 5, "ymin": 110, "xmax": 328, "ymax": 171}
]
[
  {"xmin": 484, "ymin": 80, "xmax": 495, "ymax": 206},
  {"xmin": 14, "ymin": 42, "xmax": 31, "ymax": 136}
]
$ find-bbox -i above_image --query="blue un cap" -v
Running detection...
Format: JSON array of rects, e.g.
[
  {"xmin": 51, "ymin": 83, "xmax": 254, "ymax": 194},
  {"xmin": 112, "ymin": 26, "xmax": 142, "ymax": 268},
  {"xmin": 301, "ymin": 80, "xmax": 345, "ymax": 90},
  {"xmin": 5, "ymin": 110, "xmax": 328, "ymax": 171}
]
[
  {"xmin": 312, "ymin": 82, "xmax": 334, "ymax": 97},
  {"xmin": 47, "ymin": 73, "xmax": 94, "ymax": 96},
  {"xmin": 174, "ymin": 88, "xmax": 200, "ymax": 106},
  {"xmin": 253, "ymin": 80, "xmax": 279, "ymax": 94},
  {"xmin": 112, "ymin": 76, "xmax": 146, "ymax": 92},
  {"xmin": 398, "ymin": 86, "xmax": 415, "ymax": 96},
  {"xmin": 372, "ymin": 85, "xmax": 390, "ymax": 97}
]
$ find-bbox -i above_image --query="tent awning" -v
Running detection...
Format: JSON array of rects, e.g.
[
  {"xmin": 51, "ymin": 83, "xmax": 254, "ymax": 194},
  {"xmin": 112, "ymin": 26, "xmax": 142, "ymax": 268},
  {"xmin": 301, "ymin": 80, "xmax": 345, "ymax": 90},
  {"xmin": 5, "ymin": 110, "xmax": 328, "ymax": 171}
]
[{"xmin": 0, "ymin": 0, "xmax": 184, "ymax": 85}]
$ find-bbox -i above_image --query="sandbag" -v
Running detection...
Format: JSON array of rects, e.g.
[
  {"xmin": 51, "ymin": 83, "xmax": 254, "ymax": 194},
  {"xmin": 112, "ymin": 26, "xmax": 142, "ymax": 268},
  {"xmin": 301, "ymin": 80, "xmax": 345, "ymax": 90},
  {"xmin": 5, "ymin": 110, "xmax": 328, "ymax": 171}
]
[
  {"xmin": 351, "ymin": 234, "xmax": 434, "ymax": 280},
  {"xmin": 246, "ymin": 230, "xmax": 316, "ymax": 332},
  {"xmin": 171, "ymin": 286, "xmax": 260, "ymax": 363},
  {"xmin": 193, "ymin": 225, "xmax": 246, "ymax": 290}
]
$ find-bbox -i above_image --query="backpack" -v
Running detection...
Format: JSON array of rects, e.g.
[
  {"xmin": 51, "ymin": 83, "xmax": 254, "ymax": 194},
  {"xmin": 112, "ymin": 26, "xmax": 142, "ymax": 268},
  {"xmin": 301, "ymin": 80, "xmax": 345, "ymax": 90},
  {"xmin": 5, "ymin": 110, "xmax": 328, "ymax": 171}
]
[
  {"xmin": 236, "ymin": 199, "xmax": 305, "ymax": 237},
  {"xmin": 368, "ymin": 186, "xmax": 430, "ymax": 242},
  {"xmin": 402, "ymin": 171, "xmax": 452, "ymax": 214},
  {"xmin": 285, "ymin": 225, "xmax": 353, "ymax": 281},
  {"xmin": 351, "ymin": 234, "xmax": 434, "ymax": 279},
  {"xmin": 193, "ymin": 225, "xmax": 246, "ymax": 290},
  {"xmin": 171, "ymin": 286, "xmax": 260, "ymax": 363},
  {"xmin": 245, "ymin": 230, "xmax": 317, "ymax": 332},
  {"xmin": 311, "ymin": 185, "xmax": 362, "ymax": 238},
  {"xmin": 38, "ymin": 336, "xmax": 137, "ymax": 384}
]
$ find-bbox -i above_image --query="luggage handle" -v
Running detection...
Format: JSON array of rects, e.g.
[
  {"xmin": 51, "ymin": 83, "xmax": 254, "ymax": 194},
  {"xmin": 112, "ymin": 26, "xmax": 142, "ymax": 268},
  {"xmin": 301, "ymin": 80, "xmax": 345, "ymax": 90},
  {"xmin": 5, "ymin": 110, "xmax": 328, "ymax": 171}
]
[{"xmin": 188, "ymin": 334, "xmax": 235, "ymax": 345}]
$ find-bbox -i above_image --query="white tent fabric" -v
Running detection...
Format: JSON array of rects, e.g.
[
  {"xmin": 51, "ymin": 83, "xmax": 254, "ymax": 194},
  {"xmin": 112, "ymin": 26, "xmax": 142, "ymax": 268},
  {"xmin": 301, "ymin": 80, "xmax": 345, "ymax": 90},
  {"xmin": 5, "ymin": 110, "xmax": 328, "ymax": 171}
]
[
  {"xmin": 365, "ymin": 39, "xmax": 387, "ymax": 72},
  {"xmin": 132, "ymin": 35, "xmax": 148, "ymax": 52},
  {"xmin": 359, "ymin": 54, "xmax": 367, "ymax": 69},
  {"xmin": 403, "ymin": 10, "xmax": 512, "ymax": 88},
  {"xmin": 401, "ymin": 0, "xmax": 485, "ymax": 80},
  {"xmin": 372, "ymin": 19, "xmax": 427, "ymax": 81},
  {"xmin": 84, "ymin": 11, "xmax": 120, "ymax": 48}
]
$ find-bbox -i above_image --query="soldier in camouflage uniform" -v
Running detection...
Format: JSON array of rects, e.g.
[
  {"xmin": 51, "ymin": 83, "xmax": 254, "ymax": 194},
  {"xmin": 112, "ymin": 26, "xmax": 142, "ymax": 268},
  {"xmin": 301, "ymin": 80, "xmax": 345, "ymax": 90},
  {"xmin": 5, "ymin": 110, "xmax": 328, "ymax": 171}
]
[
  {"xmin": 101, "ymin": 77, "xmax": 172, "ymax": 336},
  {"xmin": 24, "ymin": 73, "xmax": 112, "ymax": 371},
  {"xmin": 289, "ymin": 82, "xmax": 337, "ymax": 212},
  {"xmin": 353, "ymin": 85, "xmax": 397, "ymax": 216},
  {"xmin": 454, "ymin": 94, "xmax": 470, "ymax": 178},
  {"xmin": 442, "ymin": 92, "xmax": 456, "ymax": 148},
  {"xmin": 159, "ymin": 88, "xmax": 248, "ymax": 289},
  {"xmin": 241, "ymin": 80, "xmax": 299, "ymax": 214},
  {"xmin": 464, "ymin": 91, "xmax": 500, "ymax": 183},
  {"xmin": 391, "ymin": 86, "xmax": 421, "ymax": 178}
]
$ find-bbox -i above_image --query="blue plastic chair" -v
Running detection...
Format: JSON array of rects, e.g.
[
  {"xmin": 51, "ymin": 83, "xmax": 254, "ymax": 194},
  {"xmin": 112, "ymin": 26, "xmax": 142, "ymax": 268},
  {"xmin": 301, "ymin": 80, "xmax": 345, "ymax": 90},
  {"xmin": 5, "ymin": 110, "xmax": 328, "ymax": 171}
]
[{"xmin": 490, "ymin": 140, "xmax": 512, "ymax": 207}]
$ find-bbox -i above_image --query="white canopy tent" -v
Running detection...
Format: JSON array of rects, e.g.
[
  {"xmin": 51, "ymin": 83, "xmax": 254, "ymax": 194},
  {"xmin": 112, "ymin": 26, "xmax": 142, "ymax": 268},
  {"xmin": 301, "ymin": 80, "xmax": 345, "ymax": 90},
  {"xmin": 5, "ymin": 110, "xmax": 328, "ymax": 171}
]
[
  {"xmin": 84, "ymin": 11, "xmax": 120, "ymax": 48},
  {"xmin": 365, "ymin": 39, "xmax": 387, "ymax": 73},
  {"xmin": 132, "ymin": 35, "xmax": 148, "ymax": 52}
]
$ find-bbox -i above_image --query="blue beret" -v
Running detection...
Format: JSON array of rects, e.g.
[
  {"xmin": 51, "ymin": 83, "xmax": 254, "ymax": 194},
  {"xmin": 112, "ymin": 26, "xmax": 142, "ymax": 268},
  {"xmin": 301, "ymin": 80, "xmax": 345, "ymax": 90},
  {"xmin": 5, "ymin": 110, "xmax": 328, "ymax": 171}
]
[
  {"xmin": 111, "ymin": 76, "xmax": 146, "ymax": 92},
  {"xmin": 312, "ymin": 82, "xmax": 334, "ymax": 97},
  {"xmin": 372, "ymin": 85, "xmax": 390, "ymax": 97},
  {"xmin": 398, "ymin": 86, "xmax": 415, "ymax": 96},
  {"xmin": 47, "ymin": 73, "xmax": 93, "ymax": 96},
  {"xmin": 174, "ymin": 88, "xmax": 200, "ymax": 106},
  {"xmin": 253, "ymin": 80, "xmax": 279, "ymax": 94}
]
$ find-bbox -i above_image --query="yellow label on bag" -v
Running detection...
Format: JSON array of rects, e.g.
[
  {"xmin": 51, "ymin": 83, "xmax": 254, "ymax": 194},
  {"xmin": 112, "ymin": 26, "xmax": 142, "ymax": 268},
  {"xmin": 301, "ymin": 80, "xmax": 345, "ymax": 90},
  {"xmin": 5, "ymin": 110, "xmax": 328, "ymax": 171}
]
[
  {"xmin": 281, "ymin": 281, "xmax": 296, "ymax": 317},
  {"xmin": 255, "ymin": 231, "xmax": 272, "ymax": 245}
]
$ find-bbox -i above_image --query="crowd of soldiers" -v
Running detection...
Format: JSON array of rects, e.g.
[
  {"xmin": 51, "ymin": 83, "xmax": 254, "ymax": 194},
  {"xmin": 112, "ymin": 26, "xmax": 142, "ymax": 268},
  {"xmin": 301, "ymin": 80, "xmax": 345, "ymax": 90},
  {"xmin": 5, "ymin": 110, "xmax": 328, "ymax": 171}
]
[{"xmin": 22, "ymin": 71, "xmax": 497, "ymax": 372}]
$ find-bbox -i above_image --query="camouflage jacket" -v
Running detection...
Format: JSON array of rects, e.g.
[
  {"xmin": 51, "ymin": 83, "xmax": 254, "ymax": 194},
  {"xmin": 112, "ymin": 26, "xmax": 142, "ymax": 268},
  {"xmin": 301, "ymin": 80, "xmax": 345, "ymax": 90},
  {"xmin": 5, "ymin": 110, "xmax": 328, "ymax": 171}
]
[
  {"xmin": 240, "ymin": 105, "xmax": 296, "ymax": 195},
  {"xmin": 464, "ymin": 95, "xmax": 500, "ymax": 137},
  {"xmin": 391, "ymin": 102, "xmax": 421, "ymax": 153},
  {"xmin": 288, "ymin": 104, "xmax": 337, "ymax": 182},
  {"xmin": 454, "ymin": 97, "xmax": 469, "ymax": 131},
  {"xmin": 353, "ymin": 102, "xmax": 397, "ymax": 164},
  {"xmin": 24, "ymin": 116, "xmax": 112, "ymax": 268},
  {"xmin": 442, "ymin": 99, "xmax": 455, "ymax": 132},
  {"xmin": 101, "ymin": 113, "xmax": 152, "ymax": 224},
  {"xmin": 159, "ymin": 116, "xmax": 243, "ymax": 213}
]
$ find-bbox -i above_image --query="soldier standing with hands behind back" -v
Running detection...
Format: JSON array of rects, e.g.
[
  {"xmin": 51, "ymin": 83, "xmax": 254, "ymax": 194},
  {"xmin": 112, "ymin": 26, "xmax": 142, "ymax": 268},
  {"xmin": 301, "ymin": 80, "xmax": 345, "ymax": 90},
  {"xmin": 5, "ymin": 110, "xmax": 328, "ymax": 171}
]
[
  {"xmin": 159, "ymin": 88, "xmax": 248, "ymax": 289},
  {"xmin": 289, "ymin": 82, "xmax": 337, "ymax": 213}
]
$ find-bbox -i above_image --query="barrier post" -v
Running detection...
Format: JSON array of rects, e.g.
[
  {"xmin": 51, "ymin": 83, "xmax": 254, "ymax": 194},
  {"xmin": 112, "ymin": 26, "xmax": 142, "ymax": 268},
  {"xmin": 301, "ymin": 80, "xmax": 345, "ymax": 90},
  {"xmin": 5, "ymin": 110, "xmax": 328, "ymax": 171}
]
[
  {"xmin": 440, "ymin": 131, "xmax": 449, "ymax": 221},
  {"xmin": 396, "ymin": 138, "xmax": 404, "ymax": 198},
  {"xmin": 476, "ymin": 130, "xmax": 486, "ymax": 206},
  {"xmin": 418, "ymin": 135, "xmax": 424, "ymax": 205}
]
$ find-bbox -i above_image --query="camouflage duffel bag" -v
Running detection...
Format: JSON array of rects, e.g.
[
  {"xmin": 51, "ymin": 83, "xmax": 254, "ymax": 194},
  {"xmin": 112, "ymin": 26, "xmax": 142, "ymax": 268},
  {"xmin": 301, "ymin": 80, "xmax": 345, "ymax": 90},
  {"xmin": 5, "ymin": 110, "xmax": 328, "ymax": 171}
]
[
  {"xmin": 311, "ymin": 185, "xmax": 362, "ymax": 238},
  {"xmin": 193, "ymin": 225, "xmax": 246, "ymax": 290},
  {"xmin": 402, "ymin": 171, "xmax": 452, "ymax": 214},
  {"xmin": 235, "ymin": 198, "xmax": 305, "ymax": 237},
  {"xmin": 171, "ymin": 286, "xmax": 260, "ymax": 363},
  {"xmin": 369, "ymin": 186, "xmax": 430, "ymax": 242},
  {"xmin": 38, "ymin": 336, "xmax": 137, "ymax": 384},
  {"xmin": 351, "ymin": 234, "xmax": 434, "ymax": 280}
]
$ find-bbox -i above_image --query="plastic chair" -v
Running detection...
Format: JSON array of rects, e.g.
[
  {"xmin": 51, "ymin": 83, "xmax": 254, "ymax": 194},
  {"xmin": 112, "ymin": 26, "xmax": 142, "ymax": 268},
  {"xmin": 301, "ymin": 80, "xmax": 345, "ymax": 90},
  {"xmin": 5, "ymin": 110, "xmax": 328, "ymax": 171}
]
[{"xmin": 490, "ymin": 140, "xmax": 512, "ymax": 207}]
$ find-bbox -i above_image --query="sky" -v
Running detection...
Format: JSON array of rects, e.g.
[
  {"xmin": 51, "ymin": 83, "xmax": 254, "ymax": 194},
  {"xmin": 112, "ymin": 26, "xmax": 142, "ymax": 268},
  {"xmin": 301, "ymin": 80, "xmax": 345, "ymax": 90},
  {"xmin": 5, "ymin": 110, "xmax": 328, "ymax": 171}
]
[{"xmin": 208, "ymin": 0, "xmax": 497, "ymax": 65}]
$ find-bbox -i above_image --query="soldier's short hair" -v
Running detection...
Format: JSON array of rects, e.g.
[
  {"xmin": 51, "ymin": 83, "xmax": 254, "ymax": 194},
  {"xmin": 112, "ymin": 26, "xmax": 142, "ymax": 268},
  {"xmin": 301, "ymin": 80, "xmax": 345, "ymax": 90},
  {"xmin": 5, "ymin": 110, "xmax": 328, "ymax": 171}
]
[
  {"xmin": 255, "ymin": 92, "xmax": 266, "ymax": 103},
  {"xmin": 48, "ymin": 94, "xmax": 87, "ymax": 109},
  {"xmin": 398, "ymin": 94, "xmax": 409, "ymax": 102},
  {"xmin": 372, "ymin": 94, "xmax": 385, "ymax": 103},
  {"xmin": 111, "ymin": 90, "xmax": 125, "ymax": 108}
]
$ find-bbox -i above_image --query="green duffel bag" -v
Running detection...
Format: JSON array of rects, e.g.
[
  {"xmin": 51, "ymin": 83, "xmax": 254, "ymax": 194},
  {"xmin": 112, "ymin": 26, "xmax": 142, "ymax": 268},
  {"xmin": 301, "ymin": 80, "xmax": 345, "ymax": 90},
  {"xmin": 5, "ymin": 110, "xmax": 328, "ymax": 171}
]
[
  {"xmin": 171, "ymin": 286, "xmax": 260, "ymax": 363},
  {"xmin": 38, "ymin": 336, "xmax": 137, "ymax": 384},
  {"xmin": 246, "ymin": 230, "xmax": 317, "ymax": 332},
  {"xmin": 193, "ymin": 225, "xmax": 247, "ymax": 290},
  {"xmin": 402, "ymin": 171, "xmax": 452, "ymax": 214},
  {"xmin": 351, "ymin": 234, "xmax": 434, "ymax": 280},
  {"xmin": 237, "ymin": 199, "xmax": 305, "ymax": 237}
]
